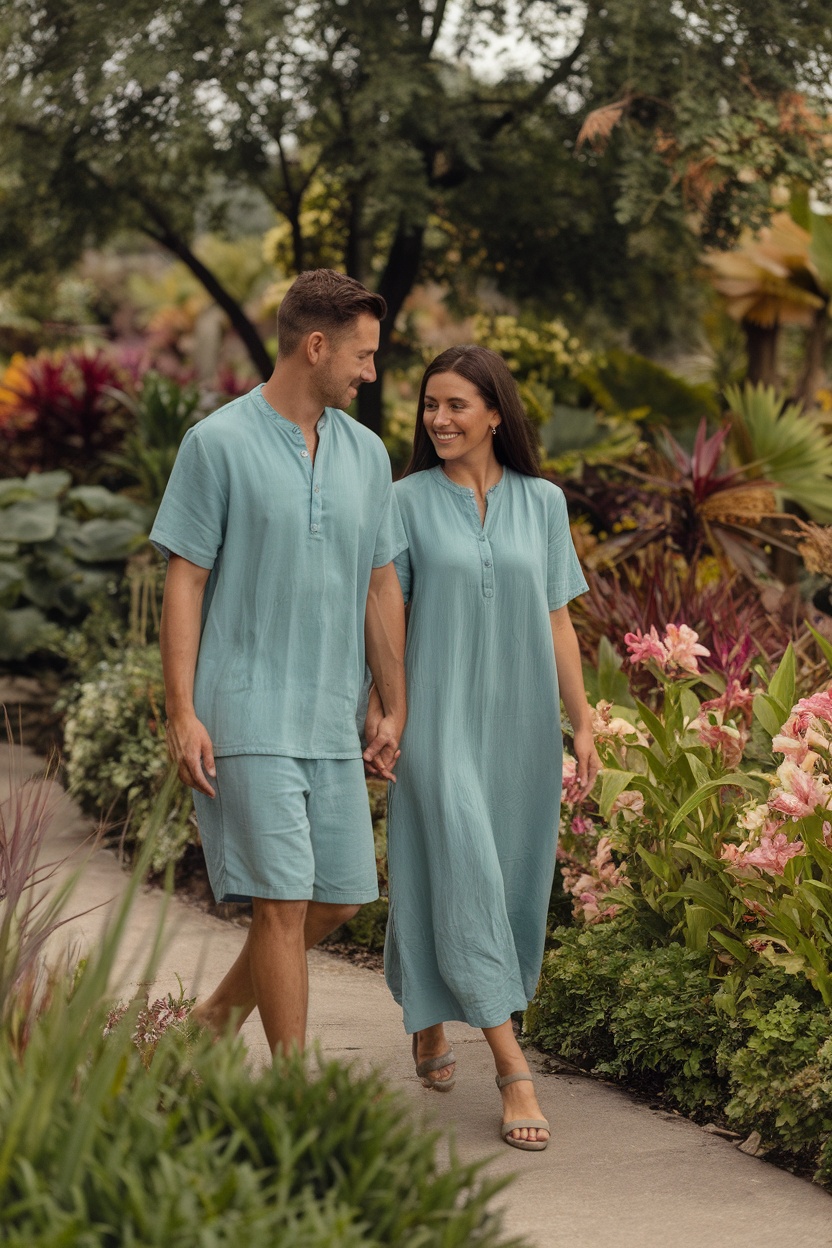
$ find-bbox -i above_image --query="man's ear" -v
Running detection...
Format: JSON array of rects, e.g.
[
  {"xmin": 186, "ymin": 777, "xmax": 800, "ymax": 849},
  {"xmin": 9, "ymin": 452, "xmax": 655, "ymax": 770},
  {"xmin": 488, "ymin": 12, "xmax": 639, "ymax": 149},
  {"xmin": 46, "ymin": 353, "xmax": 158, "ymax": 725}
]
[{"xmin": 306, "ymin": 331, "xmax": 326, "ymax": 364}]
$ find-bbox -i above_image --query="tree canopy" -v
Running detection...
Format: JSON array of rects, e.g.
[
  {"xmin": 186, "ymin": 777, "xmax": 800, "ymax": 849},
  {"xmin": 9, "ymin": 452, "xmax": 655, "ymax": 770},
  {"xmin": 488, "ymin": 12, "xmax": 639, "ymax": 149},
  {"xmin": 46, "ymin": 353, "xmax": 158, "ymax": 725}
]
[{"xmin": 2, "ymin": 0, "xmax": 831, "ymax": 428}]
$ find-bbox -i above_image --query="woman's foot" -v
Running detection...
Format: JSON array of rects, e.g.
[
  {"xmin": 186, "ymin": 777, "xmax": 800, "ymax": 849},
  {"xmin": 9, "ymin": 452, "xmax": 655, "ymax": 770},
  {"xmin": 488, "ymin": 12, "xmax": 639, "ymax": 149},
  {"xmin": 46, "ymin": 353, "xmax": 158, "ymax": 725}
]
[
  {"xmin": 497, "ymin": 1070, "xmax": 550, "ymax": 1146},
  {"xmin": 412, "ymin": 1024, "xmax": 456, "ymax": 1089}
]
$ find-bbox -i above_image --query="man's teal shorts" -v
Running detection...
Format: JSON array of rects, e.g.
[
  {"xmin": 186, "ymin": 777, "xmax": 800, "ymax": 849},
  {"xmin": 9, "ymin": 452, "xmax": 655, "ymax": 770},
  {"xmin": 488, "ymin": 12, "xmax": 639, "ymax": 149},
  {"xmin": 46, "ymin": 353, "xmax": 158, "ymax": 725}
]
[{"xmin": 192, "ymin": 755, "xmax": 379, "ymax": 905}]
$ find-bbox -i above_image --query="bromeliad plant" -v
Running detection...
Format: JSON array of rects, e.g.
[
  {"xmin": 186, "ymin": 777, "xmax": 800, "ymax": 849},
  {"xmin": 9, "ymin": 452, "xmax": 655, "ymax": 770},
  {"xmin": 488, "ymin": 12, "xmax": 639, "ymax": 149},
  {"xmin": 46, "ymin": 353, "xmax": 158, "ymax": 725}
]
[{"xmin": 560, "ymin": 620, "xmax": 832, "ymax": 1009}]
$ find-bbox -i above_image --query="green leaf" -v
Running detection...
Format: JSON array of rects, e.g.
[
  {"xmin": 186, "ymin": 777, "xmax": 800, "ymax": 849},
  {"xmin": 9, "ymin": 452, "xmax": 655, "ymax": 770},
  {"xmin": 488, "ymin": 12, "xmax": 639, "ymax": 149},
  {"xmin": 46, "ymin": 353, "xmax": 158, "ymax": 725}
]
[
  {"xmin": 673, "ymin": 879, "xmax": 732, "ymax": 922},
  {"xmin": 767, "ymin": 643, "xmax": 796, "ymax": 712},
  {"xmin": 710, "ymin": 931, "xmax": 751, "ymax": 963},
  {"xmin": 23, "ymin": 469, "xmax": 72, "ymax": 499},
  {"xmin": 807, "ymin": 623, "xmax": 832, "ymax": 672},
  {"xmin": 0, "ymin": 606, "xmax": 59, "ymax": 660},
  {"xmin": 636, "ymin": 844, "xmax": 676, "ymax": 883},
  {"xmin": 669, "ymin": 773, "xmax": 761, "ymax": 832},
  {"xmin": 65, "ymin": 520, "xmax": 148, "ymax": 564},
  {"xmin": 753, "ymin": 691, "xmax": 787, "ymax": 737},
  {"xmin": 635, "ymin": 699, "xmax": 668, "ymax": 751},
  {"xmin": 598, "ymin": 769, "xmax": 637, "ymax": 820},
  {"xmin": 682, "ymin": 904, "xmax": 717, "ymax": 951},
  {"xmin": 0, "ymin": 499, "xmax": 59, "ymax": 543},
  {"xmin": 0, "ymin": 562, "xmax": 24, "ymax": 607}
]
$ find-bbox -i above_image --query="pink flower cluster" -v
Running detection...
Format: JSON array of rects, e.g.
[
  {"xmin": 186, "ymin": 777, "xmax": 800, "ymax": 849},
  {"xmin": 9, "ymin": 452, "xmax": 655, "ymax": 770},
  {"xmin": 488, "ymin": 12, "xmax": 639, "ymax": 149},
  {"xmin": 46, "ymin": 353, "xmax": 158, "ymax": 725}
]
[
  {"xmin": 624, "ymin": 623, "xmax": 710, "ymax": 676},
  {"xmin": 561, "ymin": 837, "xmax": 626, "ymax": 925},
  {"xmin": 103, "ymin": 992, "xmax": 194, "ymax": 1064},
  {"xmin": 690, "ymin": 709, "xmax": 748, "ymax": 770},
  {"xmin": 722, "ymin": 683, "xmax": 832, "ymax": 875}
]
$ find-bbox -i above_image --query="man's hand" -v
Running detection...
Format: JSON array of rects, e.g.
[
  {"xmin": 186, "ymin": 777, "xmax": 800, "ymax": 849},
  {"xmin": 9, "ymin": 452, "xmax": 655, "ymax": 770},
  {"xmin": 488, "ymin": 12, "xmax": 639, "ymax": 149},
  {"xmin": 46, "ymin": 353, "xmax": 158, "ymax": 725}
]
[
  {"xmin": 166, "ymin": 710, "xmax": 217, "ymax": 797},
  {"xmin": 573, "ymin": 724, "xmax": 601, "ymax": 799},
  {"xmin": 363, "ymin": 686, "xmax": 403, "ymax": 782}
]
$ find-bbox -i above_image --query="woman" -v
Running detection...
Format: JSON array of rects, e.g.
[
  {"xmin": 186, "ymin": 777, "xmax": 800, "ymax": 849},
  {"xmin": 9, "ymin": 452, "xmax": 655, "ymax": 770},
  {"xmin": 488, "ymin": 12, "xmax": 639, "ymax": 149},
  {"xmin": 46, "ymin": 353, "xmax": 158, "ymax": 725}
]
[{"xmin": 368, "ymin": 345, "xmax": 599, "ymax": 1151}]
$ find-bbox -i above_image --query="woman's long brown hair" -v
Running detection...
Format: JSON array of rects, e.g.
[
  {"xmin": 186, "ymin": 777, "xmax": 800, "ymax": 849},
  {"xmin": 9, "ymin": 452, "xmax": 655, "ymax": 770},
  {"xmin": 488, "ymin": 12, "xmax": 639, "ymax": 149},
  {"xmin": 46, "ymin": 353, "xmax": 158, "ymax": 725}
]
[{"xmin": 402, "ymin": 345, "xmax": 541, "ymax": 478}]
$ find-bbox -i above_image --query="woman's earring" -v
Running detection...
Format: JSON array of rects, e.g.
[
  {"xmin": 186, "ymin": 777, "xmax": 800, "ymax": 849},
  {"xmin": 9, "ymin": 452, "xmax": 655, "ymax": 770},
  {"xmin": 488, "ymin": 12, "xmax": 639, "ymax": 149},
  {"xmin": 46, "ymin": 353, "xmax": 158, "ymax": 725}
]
[{"xmin": 491, "ymin": 426, "xmax": 497, "ymax": 436}]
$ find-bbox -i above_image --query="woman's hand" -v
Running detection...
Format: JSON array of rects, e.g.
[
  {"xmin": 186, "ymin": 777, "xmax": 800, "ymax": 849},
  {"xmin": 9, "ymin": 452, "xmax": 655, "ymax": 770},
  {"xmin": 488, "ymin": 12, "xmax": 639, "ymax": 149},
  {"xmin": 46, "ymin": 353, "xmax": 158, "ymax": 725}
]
[
  {"xmin": 363, "ymin": 684, "xmax": 403, "ymax": 782},
  {"xmin": 572, "ymin": 724, "xmax": 601, "ymax": 799}
]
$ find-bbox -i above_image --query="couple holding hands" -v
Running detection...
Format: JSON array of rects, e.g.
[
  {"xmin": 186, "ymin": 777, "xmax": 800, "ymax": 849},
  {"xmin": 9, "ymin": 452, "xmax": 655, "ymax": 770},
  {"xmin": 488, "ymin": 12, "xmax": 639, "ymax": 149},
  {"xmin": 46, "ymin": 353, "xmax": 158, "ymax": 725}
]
[{"xmin": 151, "ymin": 269, "xmax": 599, "ymax": 1153}]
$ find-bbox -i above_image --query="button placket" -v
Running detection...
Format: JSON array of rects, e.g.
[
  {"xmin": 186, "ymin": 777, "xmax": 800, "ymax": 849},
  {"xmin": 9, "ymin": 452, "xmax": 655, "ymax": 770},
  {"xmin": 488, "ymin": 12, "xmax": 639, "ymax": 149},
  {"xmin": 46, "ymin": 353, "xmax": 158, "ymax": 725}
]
[{"xmin": 308, "ymin": 418, "xmax": 325, "ymax": 537}]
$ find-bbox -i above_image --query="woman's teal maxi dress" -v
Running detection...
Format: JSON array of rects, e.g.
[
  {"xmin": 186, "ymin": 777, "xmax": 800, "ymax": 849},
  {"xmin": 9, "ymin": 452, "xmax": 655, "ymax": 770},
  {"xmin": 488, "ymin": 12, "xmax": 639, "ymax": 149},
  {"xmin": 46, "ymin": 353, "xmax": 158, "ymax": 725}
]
[{"xmin": 385, "ymin": 466, "xmax": 588, "ymax": 1034}]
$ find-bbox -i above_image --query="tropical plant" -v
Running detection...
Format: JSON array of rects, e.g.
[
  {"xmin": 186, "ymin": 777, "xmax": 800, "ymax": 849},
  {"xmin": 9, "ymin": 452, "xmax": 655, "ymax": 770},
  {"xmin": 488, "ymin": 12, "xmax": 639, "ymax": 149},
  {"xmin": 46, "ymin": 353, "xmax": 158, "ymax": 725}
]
[
  {"xmin": 704, "ymin": 208, "xmax": 832, "ymax": 399},
  {"xmin": 0, "ymin": 348, "xmax": 129, "ymax": 480},
  {"xmin": 107, "ymin": 372, "xmax": 201, "ymax": 509},
  {"xmin": 724, "ymin": 381, "xmax": 832, "ymax": 523},
  {"xmin": 0, "ymin": 470, "xmax": 152, "ymax": 661},
  {"xmin": 0, "ymin": 796, "xmax": 520, "ymax": 1247},
  {"xmin": 61, "ymin": 644, "xmax": 195, "ymax": 873}
]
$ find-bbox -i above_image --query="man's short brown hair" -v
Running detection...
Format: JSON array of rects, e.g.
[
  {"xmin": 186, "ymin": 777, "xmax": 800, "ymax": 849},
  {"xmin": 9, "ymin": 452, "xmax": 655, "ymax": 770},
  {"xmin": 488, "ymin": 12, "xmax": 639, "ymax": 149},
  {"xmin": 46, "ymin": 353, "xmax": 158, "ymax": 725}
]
[{"xmin": 277, "ymin": 269, "xmax": 387, "ymax": 358}]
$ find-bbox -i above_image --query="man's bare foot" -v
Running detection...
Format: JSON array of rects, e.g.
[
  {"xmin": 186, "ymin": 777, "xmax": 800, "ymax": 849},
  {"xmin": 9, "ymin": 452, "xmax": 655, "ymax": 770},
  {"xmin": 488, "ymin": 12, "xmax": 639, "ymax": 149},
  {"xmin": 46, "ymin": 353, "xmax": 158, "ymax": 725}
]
[
  {"xmin": 498, "ymin": 1072, "xmax": 550, "ymax": 1144},
  {"xmin": 413, "ymin": 1024, "xmax": 456, "ymax": 1086}
]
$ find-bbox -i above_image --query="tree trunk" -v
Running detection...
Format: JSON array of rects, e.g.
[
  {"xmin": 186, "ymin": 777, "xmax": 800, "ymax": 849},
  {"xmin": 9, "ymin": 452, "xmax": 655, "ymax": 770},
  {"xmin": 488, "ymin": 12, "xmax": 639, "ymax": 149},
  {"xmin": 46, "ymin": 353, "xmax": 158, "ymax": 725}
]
[
  {"xmin": 144, "ymin": 223, "xmax": 274, "ymax": 381},
  {"xmin": 795, "ymin": 304, "xmax": 828, "ymax": 405},
  {"xmin": 356, "ymin": 219, "xmax": 426, "ymax": 434},
  {"xmin": 743, "ymin": 319, "xmax": 779, "ymax": 387}
]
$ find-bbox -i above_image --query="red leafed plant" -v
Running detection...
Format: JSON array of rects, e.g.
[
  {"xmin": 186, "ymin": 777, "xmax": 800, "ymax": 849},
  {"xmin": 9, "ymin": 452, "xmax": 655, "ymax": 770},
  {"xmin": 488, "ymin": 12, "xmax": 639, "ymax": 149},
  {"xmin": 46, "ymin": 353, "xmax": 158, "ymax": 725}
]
[{"xmin": 0, "ymin": 349, "xmax": 130, "ymax": 481}]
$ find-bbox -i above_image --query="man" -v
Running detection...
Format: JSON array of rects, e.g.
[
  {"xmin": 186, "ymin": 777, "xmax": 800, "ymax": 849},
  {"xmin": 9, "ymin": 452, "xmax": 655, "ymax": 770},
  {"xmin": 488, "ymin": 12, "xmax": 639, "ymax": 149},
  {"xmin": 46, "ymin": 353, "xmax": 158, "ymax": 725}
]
[{"xmin": 150, "ymin": 269, "xmax": 406, "ymax": 1056}]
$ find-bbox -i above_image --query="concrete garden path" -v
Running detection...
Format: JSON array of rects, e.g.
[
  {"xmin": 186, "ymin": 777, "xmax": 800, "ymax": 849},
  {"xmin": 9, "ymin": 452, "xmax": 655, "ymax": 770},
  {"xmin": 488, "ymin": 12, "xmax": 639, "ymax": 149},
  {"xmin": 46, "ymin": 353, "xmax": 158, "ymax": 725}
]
[{"xmin": 4, "ymin": 724, "xmax": 832, "ymax": 1248}]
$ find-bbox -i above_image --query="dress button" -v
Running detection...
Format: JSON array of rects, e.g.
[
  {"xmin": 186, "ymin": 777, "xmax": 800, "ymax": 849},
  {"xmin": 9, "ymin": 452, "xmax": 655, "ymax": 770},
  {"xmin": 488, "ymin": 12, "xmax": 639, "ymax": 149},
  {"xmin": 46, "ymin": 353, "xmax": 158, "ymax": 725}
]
[
  {"xmin": 484, "ymin": 588, "xmax": 493, "ymax": 597},
  {"xmin": 314, "ymin": 485, "xmax": 320, "ymax": 493},
  {"xmin": 301, "ymin": 450, "xmax": 309, "ymax": 458},
  {"xmin": 310, "ymin": 524, "xmax": 319, "ymax": 532},
  {"xmin": 478, "ymin": 534, "xmax": 486, "ymax": 542},
  {"xmin": 484, "ymin": 559, "xmax": 492, "ymax": 567}
]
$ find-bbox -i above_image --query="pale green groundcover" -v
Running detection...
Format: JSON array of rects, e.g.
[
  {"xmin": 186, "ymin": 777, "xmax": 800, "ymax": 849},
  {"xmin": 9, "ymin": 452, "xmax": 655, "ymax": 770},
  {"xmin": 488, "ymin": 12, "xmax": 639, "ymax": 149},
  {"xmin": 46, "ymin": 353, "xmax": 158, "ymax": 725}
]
[{"xmin": 63, "ymin": 645, "xmax": 194, "ymax": 872}]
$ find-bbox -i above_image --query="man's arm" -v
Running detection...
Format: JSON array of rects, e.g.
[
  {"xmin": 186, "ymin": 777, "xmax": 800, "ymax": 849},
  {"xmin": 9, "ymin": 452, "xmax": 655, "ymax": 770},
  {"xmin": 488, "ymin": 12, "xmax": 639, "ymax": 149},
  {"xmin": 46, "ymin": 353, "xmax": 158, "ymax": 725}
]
[
  {"xmin": 363, "ymin": 561, "xmax": 407, "ymax": 782},
  {"xmin": 159, "ymin": 553, "xmax": 217, "ymax": 798}
]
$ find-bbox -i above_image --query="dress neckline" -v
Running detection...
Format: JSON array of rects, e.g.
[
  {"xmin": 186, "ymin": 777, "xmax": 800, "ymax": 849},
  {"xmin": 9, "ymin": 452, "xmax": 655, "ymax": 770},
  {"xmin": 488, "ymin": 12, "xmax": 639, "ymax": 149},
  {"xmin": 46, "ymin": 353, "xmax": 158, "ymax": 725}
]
[{"xmin": 431, "ymin": 465, "xmax": 506, "ymax": 498}]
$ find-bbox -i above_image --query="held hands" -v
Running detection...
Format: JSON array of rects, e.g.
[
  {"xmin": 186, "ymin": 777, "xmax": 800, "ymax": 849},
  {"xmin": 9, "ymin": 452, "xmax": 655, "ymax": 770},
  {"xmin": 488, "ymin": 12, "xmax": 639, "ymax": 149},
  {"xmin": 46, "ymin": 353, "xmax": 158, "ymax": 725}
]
[
  {"xmin": 165, "ymin": 710, "xmax": 217, "ymax": 798},
  {"xmin": 572, "ymin": 724, "xmax": 601, "ymax": 799},
  {"xmin": 363, "ymin": 684, "xmax": 403, "ymax": 783}
]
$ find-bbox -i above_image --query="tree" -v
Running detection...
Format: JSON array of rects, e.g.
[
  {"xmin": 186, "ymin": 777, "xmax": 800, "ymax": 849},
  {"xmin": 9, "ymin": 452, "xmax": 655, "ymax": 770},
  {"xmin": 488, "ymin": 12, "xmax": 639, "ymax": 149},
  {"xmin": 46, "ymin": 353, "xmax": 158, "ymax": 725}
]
[{"xmin": 2, "ymin": 1, "xmax": 832, "ymax": 431}]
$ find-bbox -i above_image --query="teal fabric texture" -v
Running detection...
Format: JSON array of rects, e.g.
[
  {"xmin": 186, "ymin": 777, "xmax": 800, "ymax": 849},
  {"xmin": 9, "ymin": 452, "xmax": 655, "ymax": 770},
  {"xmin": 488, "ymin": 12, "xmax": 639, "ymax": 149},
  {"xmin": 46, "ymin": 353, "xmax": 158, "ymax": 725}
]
[
  {"xmin": 193, "ymin": 755, "xmax": 379, "ymax": 905},
  {"xmin": 150, "ymin": 385, "xmax": 406, "ymax": 758},
  {"xmin": 385, "ymin": 467, "xmax": 588, "ymax": 1033}
]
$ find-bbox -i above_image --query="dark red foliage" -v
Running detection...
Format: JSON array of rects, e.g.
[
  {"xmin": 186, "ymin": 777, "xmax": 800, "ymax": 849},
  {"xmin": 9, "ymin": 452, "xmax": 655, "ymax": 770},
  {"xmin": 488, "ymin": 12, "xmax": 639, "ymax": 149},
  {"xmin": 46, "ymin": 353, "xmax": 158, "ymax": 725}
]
[
  {"xmin": 0, "ymin": 349, "xmax": 130, "ymax": 481},
  {"xmin": 571, "ymin": 547, "xmax": 804, "ymax": 699}
]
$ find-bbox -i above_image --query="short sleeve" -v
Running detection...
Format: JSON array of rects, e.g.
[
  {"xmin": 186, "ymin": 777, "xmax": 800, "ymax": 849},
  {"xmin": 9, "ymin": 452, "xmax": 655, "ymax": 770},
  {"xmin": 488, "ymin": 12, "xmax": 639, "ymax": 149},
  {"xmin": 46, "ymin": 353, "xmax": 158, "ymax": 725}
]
[
  {"xmin": 149, "ymin": 427, "xmax": 227, "ymax": 569},
  {"xmin": 393, "ymin": 547, "xmax": 412, "ymax": 605},
  {"xmin": 547, "ymin": 486, "xmax": 588, "ymax": 611},
  {"xmin": 372, "ymin": 473, "xmax": 407, "ymax": 569}
]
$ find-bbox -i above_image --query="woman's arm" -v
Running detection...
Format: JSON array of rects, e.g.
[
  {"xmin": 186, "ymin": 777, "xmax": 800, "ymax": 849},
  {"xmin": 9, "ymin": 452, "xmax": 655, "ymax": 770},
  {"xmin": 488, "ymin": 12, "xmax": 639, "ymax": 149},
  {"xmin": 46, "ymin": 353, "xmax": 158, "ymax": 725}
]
[{"xmin": 550, "ymin": 604, "xmax": 600, "ymax": 797}]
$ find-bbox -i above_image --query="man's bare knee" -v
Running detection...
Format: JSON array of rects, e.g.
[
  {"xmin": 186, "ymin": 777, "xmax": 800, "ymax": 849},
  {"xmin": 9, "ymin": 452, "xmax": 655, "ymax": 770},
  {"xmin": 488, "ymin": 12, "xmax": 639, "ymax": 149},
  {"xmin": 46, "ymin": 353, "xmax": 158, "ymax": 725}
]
[
  {"xmin": 333, "ymin": 902, "xmax": 361, "ymax": 925},
  {"xmin": 252, "ymin": 898, "xmax": 308, "ymax": 932}
]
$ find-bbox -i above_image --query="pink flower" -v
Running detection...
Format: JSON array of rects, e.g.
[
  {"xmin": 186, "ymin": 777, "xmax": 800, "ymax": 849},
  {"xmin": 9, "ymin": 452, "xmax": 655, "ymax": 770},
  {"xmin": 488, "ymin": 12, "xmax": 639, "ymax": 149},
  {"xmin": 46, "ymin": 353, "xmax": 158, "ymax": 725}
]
[
  {"xmin": 701, "ymin": 679, "xmax": 755, "ymax": 723},
  {"xmin": 624, "ymin": 626, "xmax": 668, "ymax": 668},
  {"xmin": 693, "ymin": 714, "xmax": 748, "ymax": 769},
  {"xmin": 793, "ymin": 690, "xmax": 832, "ymax": 724},
  {"xmin": 771, "ymin": 732, "xmax": 810, "ymax": 764},
  {"xmin": 663, "ymin": 623, "xmax": 711, "ymax": 674},
  {"xmin": 743, "ymin": 832, "xmax": 804, "ymax": 873},
  {"xmin": 561, "ymin": 754, "xmax": 583, "ymax": 805},
  {"xmin": 720, "ymin": 843, "xmax": 746, "ymax": 865},
  {"xmin": 769, "ymin": 762, "xmax": 831, "ymax": 819},
  {"xmin": 611, "ymin": 789, "xmax": 646, "ymax": 818},
  {"xmin": 571, "ymin": 814, "xmax": 596, "ymax": 836}
]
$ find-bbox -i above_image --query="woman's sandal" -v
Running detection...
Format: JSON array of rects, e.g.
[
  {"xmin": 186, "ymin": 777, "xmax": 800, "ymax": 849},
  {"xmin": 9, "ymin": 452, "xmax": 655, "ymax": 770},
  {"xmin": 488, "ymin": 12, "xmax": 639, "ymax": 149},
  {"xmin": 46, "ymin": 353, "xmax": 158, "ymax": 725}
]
[
  {"xmin": 412, "ymin": 1033, "xmax": 457, "ymax": 1092},
  {"xmin": 496, "ymin": 1072, "xmax": 550, "ymax": 1151}
]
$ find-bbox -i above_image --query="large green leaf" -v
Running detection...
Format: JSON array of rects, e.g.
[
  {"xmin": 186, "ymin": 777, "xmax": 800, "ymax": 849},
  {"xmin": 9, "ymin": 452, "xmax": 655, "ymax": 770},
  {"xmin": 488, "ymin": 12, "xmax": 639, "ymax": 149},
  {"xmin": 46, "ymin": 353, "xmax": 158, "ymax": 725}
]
[
  {"xmin": 809, "ymin": 210, "xmax": 832, "ymax": 290},
  {"xmin": 66, "ymin": 519, "xmax": 148, "ymax": 564},
  {"xmin": 807, "ymin": 623, "xmax": 832, "ymax": 671},
  {"xmin": 598, "ymin": 769, "xmax": 637, "ymax": 820},
  {"xmin": 668, "ymin": 773, "xmax": 762, "ymax": 832},
  {"xmin": 0, "ymin": 561, "xmax": 24, "ymax": 607},
  {"xmin": 767, "ymin": 642, "xmax": 796, "ymax": 711},
  {"xmin": 0, "ymin": 605, "xmax": 59, "ymax": 660},
  {"xmin": 1, "ymin": 499, "xmax": 59, "ymax": 543},
  {"xmin": 753, "ymin": 690, "xmax": 785, "ymax": 737},
  {"xmin": 67, "ymin": 485, "xmax": 153, "ymax": 526},
  {"xmin": 23, "ymin": 470, "xmax": 72, "ymax": 500}
]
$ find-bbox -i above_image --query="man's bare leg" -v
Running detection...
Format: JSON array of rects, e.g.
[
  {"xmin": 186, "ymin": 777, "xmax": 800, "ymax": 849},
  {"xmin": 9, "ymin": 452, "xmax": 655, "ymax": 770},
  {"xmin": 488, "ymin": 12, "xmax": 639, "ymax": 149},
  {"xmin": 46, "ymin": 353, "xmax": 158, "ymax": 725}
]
[{"xmin": 191, "ymin": 900, "xmax": 360, "ymax": 1040}]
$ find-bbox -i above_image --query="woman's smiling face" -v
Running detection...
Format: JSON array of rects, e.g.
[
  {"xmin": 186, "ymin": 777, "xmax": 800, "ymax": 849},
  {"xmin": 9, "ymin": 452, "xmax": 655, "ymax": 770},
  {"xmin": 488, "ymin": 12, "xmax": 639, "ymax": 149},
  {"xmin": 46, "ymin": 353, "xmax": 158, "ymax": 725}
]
[{"xmin": 422, "ymin": 371, "xmax": 501, "ymax": 464}]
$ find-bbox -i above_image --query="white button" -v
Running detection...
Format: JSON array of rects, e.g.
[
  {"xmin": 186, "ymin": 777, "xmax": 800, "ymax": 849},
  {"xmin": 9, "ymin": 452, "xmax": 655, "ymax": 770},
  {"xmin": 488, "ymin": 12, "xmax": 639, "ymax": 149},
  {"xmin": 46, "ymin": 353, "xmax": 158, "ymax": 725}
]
[
  {"xmin": 484, "ymin": 589, "xmax": 493, "ymax": 597},
  {"xmin": 310, "ymin": 524, "xmax": 319, "ymax": 532},
  {"xmin": 314, "ymin": 485, "xmax": 320, "ymax": 493},
  {"xmin": 484, "ymin": 559, "xmax": 492, "ymax": 567},
  {"xmin": 301, "ymin": 450, "xmax": 309, "ymax": 458}
]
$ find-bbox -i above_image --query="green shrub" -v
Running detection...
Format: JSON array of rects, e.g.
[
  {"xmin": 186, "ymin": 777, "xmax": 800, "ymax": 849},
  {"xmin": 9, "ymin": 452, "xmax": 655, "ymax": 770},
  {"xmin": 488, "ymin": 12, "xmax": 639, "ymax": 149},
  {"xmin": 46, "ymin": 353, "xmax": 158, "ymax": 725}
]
[
  {"xmin": 525, "ymin": 918, "xmax": 832, "ymax": 1186},
  {"xmin": 62, "ymin": 643, "xmax": 194, "ymax": 871},
  {"xmin": 0, "ymin": 469, "xmax": 152, "ymax": 660},
  {"xmin": 721, "ymin": 996, "xmax": 832, "ymax": 1170}
]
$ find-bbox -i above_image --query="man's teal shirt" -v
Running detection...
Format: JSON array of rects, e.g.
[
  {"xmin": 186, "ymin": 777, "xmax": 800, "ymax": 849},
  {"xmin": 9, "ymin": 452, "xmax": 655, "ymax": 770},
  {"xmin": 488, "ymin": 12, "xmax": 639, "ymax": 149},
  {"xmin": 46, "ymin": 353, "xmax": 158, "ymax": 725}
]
[{"xmin": 150, "ymin": 384, "xmax": 406, "ymax": 759}]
